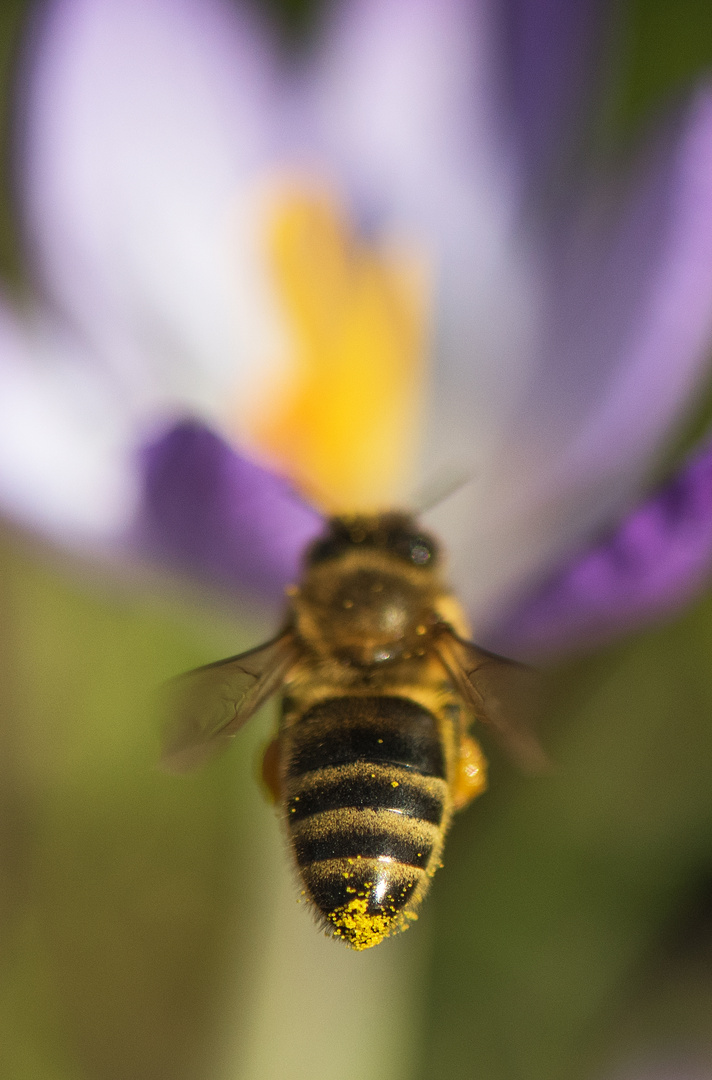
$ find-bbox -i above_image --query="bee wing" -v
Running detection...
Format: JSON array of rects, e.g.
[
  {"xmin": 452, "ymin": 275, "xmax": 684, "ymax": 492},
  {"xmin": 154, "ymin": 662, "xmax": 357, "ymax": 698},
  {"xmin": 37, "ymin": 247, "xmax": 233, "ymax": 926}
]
[
  {"xmin": 161, "ymin": 629, "xmax": 299, "ymax": 773},
  {"xmin": 433, "ymin": 628, "xmax": 549, "ymax": 772}
]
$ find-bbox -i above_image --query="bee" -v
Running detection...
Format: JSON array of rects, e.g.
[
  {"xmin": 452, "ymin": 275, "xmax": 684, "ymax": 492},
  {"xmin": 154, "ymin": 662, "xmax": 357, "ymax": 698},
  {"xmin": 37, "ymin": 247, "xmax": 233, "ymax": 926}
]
[{"xmin": 163, "ymin": 512, "xmax": 543, "ymax": 950}]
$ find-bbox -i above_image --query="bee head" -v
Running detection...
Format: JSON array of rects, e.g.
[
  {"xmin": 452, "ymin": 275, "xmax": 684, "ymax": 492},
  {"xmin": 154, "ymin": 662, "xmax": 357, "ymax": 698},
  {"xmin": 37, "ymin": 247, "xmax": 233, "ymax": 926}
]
[{"xmin": 305, "ymin": 513, "xmax": 439, "ymax": 570}]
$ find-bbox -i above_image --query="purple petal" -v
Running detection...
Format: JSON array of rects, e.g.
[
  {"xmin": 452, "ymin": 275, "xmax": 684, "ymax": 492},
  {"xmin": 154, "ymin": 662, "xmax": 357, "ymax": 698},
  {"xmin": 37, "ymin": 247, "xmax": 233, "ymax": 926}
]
[
  {"xmin": 487, "ymin": 438, "xmax": 712, "ymax": 657},
  {"xmin": 525, "ymin": 89, "xmax": 712, "ymax": 485},
  {"xmin": 497, "ymin": 0, "xmax": 608, "ymax": 176},
  {"xmin": 428, "ymin": 87, "xmax": 712, "ymax": 626},
  {"xmin": 136, "ymin": 420, "xmax": 322, "ymax": 604}
]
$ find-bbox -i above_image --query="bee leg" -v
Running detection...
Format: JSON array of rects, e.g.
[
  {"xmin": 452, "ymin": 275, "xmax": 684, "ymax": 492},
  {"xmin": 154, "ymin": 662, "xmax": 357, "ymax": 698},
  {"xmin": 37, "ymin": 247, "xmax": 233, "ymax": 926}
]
[
  {"xmin": 261, "ymin": 736, "xmax": 282, "ymax": 804},
  {"xmin": 452, "ymin": 734, "xmax": 488, "ymax": 811}
]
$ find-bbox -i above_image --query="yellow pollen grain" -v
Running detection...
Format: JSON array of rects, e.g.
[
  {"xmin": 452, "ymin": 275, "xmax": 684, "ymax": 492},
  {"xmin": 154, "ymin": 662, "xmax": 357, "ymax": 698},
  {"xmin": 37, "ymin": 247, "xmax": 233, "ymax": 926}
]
[
  {"xmin": 244, "ymin": 190, "xmax": 429, "ymax": 512},
  {"xmin": 391, "ymin": 781, "xmax": 400, "ymax": 788},
  {"xmin": 330, "ymin": 897, "xmax": 392, "ymax": 951}
]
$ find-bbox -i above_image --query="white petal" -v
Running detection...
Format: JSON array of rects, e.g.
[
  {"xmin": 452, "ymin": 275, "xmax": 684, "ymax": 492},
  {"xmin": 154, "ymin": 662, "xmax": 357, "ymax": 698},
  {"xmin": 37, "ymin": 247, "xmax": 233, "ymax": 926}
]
[
  {"xmin": 21, "ymin": 0, "xmax": 284, "ymax": 421},
  {"xmin": 0, "ymin": 297, "xmax": 138, "ymax": 541}
]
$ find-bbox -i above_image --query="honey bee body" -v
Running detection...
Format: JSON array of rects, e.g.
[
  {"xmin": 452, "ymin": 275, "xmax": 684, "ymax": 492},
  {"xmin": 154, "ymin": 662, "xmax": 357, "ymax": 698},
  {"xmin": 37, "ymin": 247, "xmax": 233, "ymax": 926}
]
[
  {"xmin": 165, "ymin": 514, "xmax": 540, "ymax": 949},
  {"xmin": 276, "ymin": 526, "xmax": 473, "ymax": 947}
]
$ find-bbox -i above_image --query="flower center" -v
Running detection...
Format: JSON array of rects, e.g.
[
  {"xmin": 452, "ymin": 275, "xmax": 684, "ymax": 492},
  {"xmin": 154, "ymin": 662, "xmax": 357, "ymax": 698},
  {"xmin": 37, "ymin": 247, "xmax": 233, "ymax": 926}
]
[{"xmin": 244, "ymin": 190, "xmax": 429, "ymax": 512}]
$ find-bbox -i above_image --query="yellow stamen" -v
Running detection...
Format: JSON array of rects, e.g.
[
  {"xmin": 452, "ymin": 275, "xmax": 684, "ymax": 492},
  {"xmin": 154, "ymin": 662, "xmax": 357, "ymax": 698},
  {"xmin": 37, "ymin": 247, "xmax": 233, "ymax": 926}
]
[{"xmin": 244, "ymin": 190, "xmax": 429, "ymax": 512}]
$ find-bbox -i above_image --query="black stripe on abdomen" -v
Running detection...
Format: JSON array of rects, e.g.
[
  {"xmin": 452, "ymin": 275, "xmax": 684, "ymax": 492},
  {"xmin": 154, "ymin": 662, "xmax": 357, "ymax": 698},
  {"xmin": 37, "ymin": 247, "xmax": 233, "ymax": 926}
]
[
  {"xmin": 286, "ymin": 765, "xmax": 445, "ymax": 825},
  {"xmin": 285, "ymin": 696, "xmax": 446, "ymax": 780},
  {"xmin": 292, "ymin": 810, "xmax": 435, "ymax": 868}
]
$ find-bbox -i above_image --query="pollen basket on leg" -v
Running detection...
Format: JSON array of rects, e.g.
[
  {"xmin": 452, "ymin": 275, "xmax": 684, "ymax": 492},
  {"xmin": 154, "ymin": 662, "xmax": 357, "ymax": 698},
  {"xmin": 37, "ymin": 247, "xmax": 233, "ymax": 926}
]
[{"xmin": 243, "ymin": 190, "xmax": 429, "ymax": 513}]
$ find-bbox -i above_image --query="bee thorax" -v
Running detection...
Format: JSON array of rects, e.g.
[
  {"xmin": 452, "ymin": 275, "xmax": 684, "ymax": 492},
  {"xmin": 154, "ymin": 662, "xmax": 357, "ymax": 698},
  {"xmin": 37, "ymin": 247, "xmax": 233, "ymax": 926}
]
[{"xmin": 294, "ymin": 565, "xmax": 434, "ymax": 665}]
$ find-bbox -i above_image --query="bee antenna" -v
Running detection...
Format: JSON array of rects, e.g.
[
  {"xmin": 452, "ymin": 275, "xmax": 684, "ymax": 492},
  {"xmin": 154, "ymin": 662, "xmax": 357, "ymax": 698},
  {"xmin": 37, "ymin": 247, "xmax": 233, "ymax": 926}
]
[{"xmin": 410, "ymin": 467, "xmax": 472, "ymax": 516}]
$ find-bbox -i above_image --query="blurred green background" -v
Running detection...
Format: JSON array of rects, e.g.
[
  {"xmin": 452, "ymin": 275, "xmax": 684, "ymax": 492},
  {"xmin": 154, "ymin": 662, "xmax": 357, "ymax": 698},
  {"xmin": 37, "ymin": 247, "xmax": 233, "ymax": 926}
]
[{"xmin": 2, "ymin": 2, "xmax": 712, "ymax": 1079}]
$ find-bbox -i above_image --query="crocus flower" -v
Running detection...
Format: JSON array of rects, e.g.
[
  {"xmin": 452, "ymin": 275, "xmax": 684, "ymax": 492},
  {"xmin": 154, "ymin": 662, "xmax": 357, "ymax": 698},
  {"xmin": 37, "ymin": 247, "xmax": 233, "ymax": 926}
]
[{"xmin": 3, "ymin": 0, "xmax": 712, "ymax": 658}]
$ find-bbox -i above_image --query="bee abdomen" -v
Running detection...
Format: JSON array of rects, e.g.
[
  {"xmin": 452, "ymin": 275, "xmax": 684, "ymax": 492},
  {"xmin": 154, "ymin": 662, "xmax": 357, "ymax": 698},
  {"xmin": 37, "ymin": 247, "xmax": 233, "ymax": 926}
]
[{"xmin": 283, "ymin": 696, "xmax": 449, "ymax": 949}]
